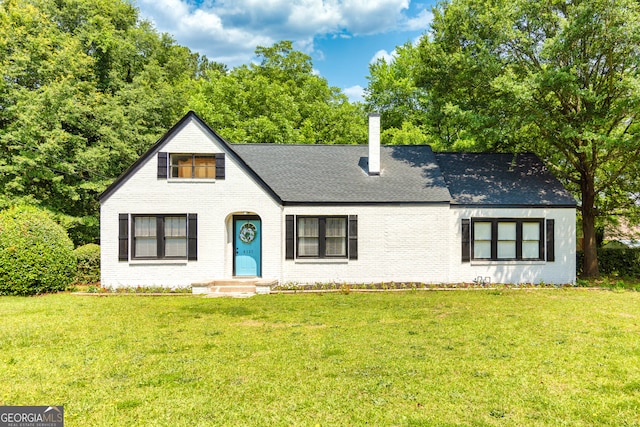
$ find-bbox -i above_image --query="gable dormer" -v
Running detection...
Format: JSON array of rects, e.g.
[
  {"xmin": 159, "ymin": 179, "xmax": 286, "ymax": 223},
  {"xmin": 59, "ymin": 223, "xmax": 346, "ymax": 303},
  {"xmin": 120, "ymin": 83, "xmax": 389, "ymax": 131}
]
[{"xmin": 100, "ymin": 111, "xmax": 281, "ymax": 204}]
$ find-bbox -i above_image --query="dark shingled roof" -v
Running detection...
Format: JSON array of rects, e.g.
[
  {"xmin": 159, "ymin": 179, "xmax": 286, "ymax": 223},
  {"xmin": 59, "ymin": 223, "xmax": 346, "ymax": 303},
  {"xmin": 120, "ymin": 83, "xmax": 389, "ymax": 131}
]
[
  {"xmin": 231, "ymin": 144, "xmax": 452, "ymax": 204},
  {"xmin": 99, "ymin": 112, "xmax": 577, "ymax": 208},
  {"xmin": 434, "ymin": 152, "xmax": 577, "ymax": 206}
]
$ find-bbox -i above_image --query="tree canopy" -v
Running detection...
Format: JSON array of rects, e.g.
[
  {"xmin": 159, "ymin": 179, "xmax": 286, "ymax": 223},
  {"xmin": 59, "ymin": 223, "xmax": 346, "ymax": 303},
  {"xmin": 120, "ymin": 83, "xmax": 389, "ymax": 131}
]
[
  {"xmin": 190, "ymin": 41, "xmax": 367, "ymax": 145},
  {"xmin": 0, "ymin": 0, "xmax": 218, "ymax": 243},
  {"xmin": 0, "ymin": 2, "xmax": 366, "ymax": 245},
  {"xmin": 367, "ymin": 0, "xmax": 640, "ymax": 277},
  {"xmin": 365, "ymin": 42, "xmax": 431, "ymax": 146}
]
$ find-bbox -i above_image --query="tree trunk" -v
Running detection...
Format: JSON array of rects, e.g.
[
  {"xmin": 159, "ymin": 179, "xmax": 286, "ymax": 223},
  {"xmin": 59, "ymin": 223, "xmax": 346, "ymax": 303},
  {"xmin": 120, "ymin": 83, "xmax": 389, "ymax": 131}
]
[{"xmin": 580, "ymin": 172, "xmax": 599, "ymax": 277}]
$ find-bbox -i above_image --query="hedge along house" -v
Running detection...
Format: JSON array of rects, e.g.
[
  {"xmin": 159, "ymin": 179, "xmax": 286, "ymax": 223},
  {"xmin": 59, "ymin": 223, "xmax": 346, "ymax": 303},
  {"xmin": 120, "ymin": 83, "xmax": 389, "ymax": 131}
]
[{"xmin": 99, "ymin": 111, "xmax": 577, "ymax": 290}]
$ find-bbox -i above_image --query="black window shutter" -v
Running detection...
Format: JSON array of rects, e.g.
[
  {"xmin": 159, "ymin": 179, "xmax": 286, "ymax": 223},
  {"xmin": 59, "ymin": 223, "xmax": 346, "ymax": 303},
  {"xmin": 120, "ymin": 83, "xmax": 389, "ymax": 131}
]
[
  {"xmin": 546, "ymin": 219, "xmax": 555, "ymax": 262},
  {"xmin": 348, "ymin": 215, "xmax": 358, "ymax": 260},
  {"xmin": 188, "ymin": 214, "xmax": 198, "ymax": 261},
  {"xmin": 461, "ymin": 219, "xmax": 471, "ymax": 262},
  {"xmin": 118, "ymin": 214, "xmax": 129, "ymax": 261},
  {"xmin": 157, "ymin": 152, "xmax": 168, "ymax": 178},
  {"xmin": 215, "ymin": 153, "xmax": 225, "ymax": 180},
  {"xmin": 285, "ymin": 215, "xmax": 294, "ymax": 259},
  {"xmin": 156, "ymin": 217, "xmax": 164, "ymax": 258}
]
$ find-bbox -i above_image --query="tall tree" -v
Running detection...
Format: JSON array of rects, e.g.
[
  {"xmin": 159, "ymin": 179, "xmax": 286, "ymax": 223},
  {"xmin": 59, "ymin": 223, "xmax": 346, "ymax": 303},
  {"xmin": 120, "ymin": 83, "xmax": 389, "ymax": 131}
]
[
  {"xmin": 190, "ymin": 41, "xmax": 367, "ymax": 145},
  {"xmin": 0, "ymin": 0, "xmax": 216, "ymax": 244},
  {"xmin": 408, "ymin": 0, "xmax": 640, "ymax": 277}
]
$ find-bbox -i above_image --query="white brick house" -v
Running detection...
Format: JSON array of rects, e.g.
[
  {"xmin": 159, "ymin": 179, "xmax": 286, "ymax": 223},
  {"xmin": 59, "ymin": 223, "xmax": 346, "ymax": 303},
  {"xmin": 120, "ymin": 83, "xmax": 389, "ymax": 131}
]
[{"xmin": 99, "ymin": 111, "xmax": 576, "ymax": 288}]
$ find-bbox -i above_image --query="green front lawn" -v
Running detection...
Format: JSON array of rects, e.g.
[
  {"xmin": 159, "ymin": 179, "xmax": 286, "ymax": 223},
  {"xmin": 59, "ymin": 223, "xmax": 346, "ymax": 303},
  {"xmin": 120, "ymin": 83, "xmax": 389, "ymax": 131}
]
[{"xmin": 1, "ymin": 290, "xmax": 639, "ymax": 426}]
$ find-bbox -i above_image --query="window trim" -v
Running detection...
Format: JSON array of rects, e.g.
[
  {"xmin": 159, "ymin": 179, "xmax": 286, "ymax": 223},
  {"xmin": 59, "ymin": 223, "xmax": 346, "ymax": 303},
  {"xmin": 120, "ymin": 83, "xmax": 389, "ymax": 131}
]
[
  {"xmin": 131, "ymin": 214, "xmax": 191, "ymax": 260},
  {"xmin": 471, "ymin": 218, "xmax": 545, "ymax": 261}
]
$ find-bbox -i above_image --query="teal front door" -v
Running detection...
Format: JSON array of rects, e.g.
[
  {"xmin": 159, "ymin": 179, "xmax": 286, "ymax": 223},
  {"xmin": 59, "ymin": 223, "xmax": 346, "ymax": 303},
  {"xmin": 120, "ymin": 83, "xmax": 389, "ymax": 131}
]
[{"xmin": 234, "ymin": 216, "xmax": 261, "ymax": 276}]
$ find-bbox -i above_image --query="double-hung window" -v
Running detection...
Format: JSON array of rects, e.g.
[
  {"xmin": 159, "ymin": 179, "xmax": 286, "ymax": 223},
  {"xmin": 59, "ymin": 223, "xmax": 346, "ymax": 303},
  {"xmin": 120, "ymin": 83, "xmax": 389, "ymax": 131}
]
[
  {"xmin": 117, "ymin": 214, "xmax": 197, "ymax": 261},
  {"xmin": 297, "ymin": 216, "xmax": 347, "ymax": 258},
  {"xmin": 285, "ymin": 215, "xmax": 357, "ymax": 260},
  {"xmin": 470, "ymin": 219, "xmax": 544, "ymax": 261},
  {"xmin": 133, "ymin": 215, "xmax": 187, "ymax": 259}
]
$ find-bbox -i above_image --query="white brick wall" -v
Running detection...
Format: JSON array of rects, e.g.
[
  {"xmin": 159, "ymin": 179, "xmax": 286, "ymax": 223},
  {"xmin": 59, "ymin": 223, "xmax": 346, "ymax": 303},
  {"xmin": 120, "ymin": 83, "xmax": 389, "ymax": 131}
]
[
  {"xmin": 447, "ymin": 207, "xmax": 576, "ymax": 285},
  {"xmin": 280, "ymin": 206, "xmax": 575, "ymax": 285},
  {"xmin": 282, "ymin": 204, "xmax": 452, "ymax": 284},
  {"xmin": 101, "ymin": 117, "xmax": 576, "ymax": 287},
  {"xmin": 100, "ymin": 118, "xmax": 282, "ymax": 288}
]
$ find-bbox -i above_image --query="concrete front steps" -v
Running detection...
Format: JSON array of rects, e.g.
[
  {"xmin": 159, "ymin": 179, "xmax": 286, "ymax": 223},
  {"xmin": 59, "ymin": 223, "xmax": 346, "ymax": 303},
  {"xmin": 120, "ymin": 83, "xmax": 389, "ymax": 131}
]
[{"xmin": 192, "ymin": 279, "xmax": 277, "ymax": 297}]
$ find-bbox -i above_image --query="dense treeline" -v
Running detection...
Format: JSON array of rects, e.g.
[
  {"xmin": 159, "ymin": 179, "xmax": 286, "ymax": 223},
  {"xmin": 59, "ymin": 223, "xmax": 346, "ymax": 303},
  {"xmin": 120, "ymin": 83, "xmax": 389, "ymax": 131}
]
[{"xmin": 0, "ymin": 0, "xmax": 368, "ymax": 245}]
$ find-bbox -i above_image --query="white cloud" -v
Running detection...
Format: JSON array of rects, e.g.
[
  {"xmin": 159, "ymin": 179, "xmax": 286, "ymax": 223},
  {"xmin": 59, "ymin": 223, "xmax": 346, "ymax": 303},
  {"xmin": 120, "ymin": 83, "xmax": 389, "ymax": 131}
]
[
  {"xmin": 134, "ymin": 0, "xmax": 420, "ymax": 66},
  {"xmin": 370, "ymin": 49, "xmax": 396, "ymax": 64},
  {"xmin": 343, "ymin": 85, "xmax": 365, "ymax": 103},
  {"xmin": 293, "ymin": 37, "xmax": 317, "ymax": 56},
  {"xmin": 133, "ymin": 0, "xmax": 433, "ymax": 100},
  {"xmin": 403, "ymin": 8, "xmax": 433, "ymax": 31},
  {"xmin": 135, "ymin": 0, "xmax": 190, "ymax": 29},
  {"xmin": 339, "ymin": 0, "xmax": 411, "ymax": 35}
]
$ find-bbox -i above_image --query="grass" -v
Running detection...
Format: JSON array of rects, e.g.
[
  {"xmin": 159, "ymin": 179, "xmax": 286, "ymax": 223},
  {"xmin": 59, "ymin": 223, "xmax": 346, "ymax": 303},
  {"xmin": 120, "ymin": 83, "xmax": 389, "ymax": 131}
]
[
  {"xmin": 1, "ymin": 290, "xmax": 640, "ymax": 426},
  {"xmin": 576, "ymin": 276, "xmax": 640, "ymax": 292}
]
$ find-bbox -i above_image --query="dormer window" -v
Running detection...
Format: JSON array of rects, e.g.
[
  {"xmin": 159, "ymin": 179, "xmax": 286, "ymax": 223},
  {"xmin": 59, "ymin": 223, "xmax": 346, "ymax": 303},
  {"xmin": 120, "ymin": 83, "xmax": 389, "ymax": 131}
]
[
  {"xmin": 171, "ymin": 154, "xmax": 216, "ymax": 178},
  {"xmin": 157, "ymin": 152, "xmax": 225, "ymax": 180}
]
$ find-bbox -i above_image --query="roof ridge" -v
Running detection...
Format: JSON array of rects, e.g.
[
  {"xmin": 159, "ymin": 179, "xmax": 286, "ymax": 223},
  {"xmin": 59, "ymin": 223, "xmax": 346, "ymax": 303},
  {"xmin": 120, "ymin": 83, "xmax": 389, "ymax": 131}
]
[{"xmin": 231, "ymin": 143, "xmax": 435, "ymax": 148}]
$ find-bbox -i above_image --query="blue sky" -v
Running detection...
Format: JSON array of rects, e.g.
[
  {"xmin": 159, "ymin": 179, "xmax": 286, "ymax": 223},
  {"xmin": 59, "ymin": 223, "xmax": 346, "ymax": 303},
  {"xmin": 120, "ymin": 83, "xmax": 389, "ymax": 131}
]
[{"xmin": 132, "ymin": 0, "xmax": 437, "ymax": 102}]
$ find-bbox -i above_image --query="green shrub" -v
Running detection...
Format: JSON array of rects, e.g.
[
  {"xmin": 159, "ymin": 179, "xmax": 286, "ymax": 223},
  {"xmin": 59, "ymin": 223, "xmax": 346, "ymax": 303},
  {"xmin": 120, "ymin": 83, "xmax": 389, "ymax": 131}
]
[
  {"xmin": 598, "ymin": 248, "xmax": 640, "ymax": 277},
  {"xmin": 0, "ymin": 206, "xmax": 77, "ymax": 295},
  {"xmin": 577, "ymin": 248, "xmax": 640, "ymax": 278},
  {"xmin": 74, "ymin": 243, "xmax": 100, "ymax": 285}
]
